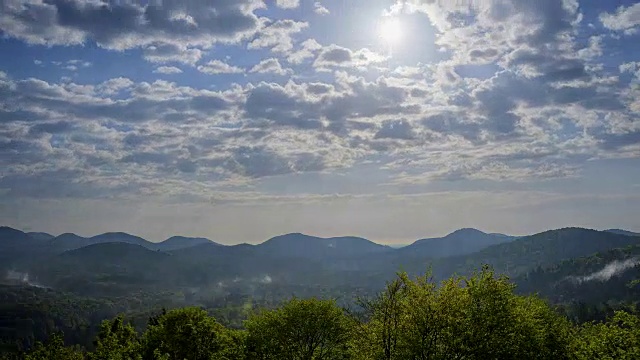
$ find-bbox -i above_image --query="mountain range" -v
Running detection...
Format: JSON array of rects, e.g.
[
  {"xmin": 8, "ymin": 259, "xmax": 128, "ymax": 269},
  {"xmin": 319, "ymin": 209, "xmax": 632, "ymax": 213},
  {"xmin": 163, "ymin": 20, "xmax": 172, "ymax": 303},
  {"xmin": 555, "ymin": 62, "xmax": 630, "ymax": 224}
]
[
  {"xmin": 2, "ymin": 225, "xmax": 639, "ymax": 297},
  {"xmin": 4, "ymin": 226, "xmax": 636, "ymax": 255}
]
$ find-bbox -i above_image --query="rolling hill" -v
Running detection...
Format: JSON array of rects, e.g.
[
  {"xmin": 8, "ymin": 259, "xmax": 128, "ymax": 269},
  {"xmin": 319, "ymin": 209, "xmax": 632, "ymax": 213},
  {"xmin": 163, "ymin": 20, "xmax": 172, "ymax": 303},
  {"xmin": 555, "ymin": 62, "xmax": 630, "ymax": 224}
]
[
  {"xmin": 606, "ymin": 229, "xmax": 640, "ymax": 237},
  {"xmin": 26, "ymin": 232, "xmax": 55, "ymax": 241},
  {"xmin": 4, "ymin": 225, "xmax": 640, "ymax": 300},
  {"xmin": 514, "ymin": 245, "xmax": 640, "ymax": 305},
  {"xmin": 419, "ymin": 228, "xmax": 640, "ymax": 280},
  {"xmin": 156, "ymin": 236, "xmax": 219, "ymax": 251},
  {"xmin": 256, "ymin": 233, "xmax": 392, "ymax": 259},
  {"xmin": 28, "ymin": 243, "xmax": 175, "ymax": 295},
  {"xmin": 400, "ymin": 228, "xmax": 516, "ymax": 258}
]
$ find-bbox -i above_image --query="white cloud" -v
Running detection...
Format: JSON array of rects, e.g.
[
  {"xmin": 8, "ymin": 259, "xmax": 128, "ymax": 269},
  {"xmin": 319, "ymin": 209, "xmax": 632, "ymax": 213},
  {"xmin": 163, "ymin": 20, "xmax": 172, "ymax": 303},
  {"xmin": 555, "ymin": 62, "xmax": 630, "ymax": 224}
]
[
  {"xmin": 287, "ymin": 38, "xmax": 322, "ymax": 64},
  {"xmin": 197, "ymin": 60, "xmax": 244, "ymax": 75},
  {"xmin": 96, "ymin": 77, "xmax": 134, "ymax": 95},
  {"xmin": 0, "ymin": 0, "xmax": 638, "ymax": 205},
  {"xmin": 250, "ymin": 58, "xmax": 292, "ymax": 75},
  {"xmin": 154, "ymin": 66, "xmax": 183, "ymax": 74},
  {"xmin": 143, "ymin": 44, "xmax": 203, "ymax": 66},
  {"xmin": 0, "ymin": 0, "xmax": 264, "ymax": 61},
  {"xmin": 314, "ymin": 2, "xmax": 330, "ymax": 16},
  {"xmin": 600, "ymin": 3, "xmax": 640, "ymax": 35},
  {"xmin": 248, "ymin": 19, "xmax": 308, "ymax": 53},
  {"xmin": 275, "ymin": 0, "xmax": 300, "ymax": 9},
  {"xmin": 620, "ymin": 62, "xmax": 640, "ymax": 80},
  {"xmin": 313, "ymin": 45, "xmax": 388, "ymax": 70}
]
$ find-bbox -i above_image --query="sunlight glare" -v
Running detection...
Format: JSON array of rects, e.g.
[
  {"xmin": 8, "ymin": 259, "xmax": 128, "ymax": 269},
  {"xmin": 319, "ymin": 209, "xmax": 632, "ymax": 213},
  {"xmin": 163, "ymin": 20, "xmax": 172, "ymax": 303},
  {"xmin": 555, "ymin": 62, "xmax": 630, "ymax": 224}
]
[{"xmin": 379, "ymin": 17, "xmax": 403, "ymax": 45}]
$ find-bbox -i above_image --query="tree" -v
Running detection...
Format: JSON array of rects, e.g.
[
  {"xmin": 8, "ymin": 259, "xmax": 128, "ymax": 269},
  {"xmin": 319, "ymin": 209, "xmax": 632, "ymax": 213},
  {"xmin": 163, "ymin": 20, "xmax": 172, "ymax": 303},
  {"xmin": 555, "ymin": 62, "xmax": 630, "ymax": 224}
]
[
  {"xmin": 574, "ymin": 310, "xmax": 640, "ymax": 359},
  {"xmin": 245, "ymin": 298, "xmax": 351, "ymax": 360},
  {"xmin": 349, "ymin": 276, "xmax": 405, "ymax": 360},
  {"xmin": 350, "ymin": 266, "xmax": 574, "ymax": 360},
  {"xmin": 89, "ymin": 315, "xmax": 140, "ymax": 360},
  {"xmin": 140, "ymin": 307, "xmax": 244, "ymax": 360},
  {"xmin": 24, "ymin": 333, "xmax": 84, "ymax": 360}
]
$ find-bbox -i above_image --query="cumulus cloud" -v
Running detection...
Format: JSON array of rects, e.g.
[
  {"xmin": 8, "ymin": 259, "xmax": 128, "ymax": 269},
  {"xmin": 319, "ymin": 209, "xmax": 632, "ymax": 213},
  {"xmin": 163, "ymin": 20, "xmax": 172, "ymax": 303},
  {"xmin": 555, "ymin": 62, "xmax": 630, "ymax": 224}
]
[
  {"xmin": 313, "ymin": 45, "xmax": 387, "ymax": 70},
  {"xmin": 248, "ymin": 19, "xmax": 308, "ymax": 53},
  {"xmin": 250, "ymin": 58, "xmax": 292, "ymax": 75},
  {"xmin": 0, "ymin": 0, "xmax": 639, "ymax": 204},
  {"xmin": 287, "ymin": 38, "xmax": 322, "ymax": 64},
  {"xmin": 600, "ymin": 4, "xmax": 640, "ymax": 35},
  {"xmin": 154, "ymin": 66, "xmax": 183, "ymax": 74},
  {"xmin": 0, "ymin": 0, "xmax": 263, "ymax": 59},
  {"xmin": 314, "ymin": 2, "xmax": 330, "ymax": 16},
  {"xmin": 275, "ymin": 0, "xmax": 299, "ymax": 9},
  {"xmin": 142, "ymin": 43, "xmax": 203, "ymax": 65},
  {"xmin": 197, "ymin": 60, "xmax": 244, "ymax": 75}
]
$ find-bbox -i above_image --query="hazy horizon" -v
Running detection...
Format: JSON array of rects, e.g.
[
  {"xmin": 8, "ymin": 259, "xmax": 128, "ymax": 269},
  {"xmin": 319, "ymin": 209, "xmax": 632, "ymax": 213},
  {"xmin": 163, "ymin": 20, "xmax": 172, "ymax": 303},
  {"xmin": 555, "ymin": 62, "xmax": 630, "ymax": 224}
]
[
  {"xmin": 3, "ymin": 222, "xmax": 639, "ymax": 246},
  {"xmin": 1, "ymin": 0, "xmax": 639, "ymax": 244}
]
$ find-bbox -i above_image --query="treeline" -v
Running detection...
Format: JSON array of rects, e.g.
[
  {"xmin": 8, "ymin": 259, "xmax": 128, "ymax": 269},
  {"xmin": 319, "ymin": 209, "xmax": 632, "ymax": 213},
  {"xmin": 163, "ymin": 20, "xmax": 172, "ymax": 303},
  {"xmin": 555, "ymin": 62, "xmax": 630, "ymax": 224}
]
[{"xmin": 17, "ymin": 267, "xmax": 640, "ymax": 360}]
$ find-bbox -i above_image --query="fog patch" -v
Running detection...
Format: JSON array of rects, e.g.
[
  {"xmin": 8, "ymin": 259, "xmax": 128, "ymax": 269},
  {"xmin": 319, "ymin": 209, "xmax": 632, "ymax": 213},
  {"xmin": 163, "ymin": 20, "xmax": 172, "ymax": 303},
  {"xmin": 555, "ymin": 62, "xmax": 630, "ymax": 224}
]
[
  {"xmin": 567, "ymin": 258, "xmax": 640, "ymax": 283},
  {"xmin": 4, "ymin": 270, "xmax": 47, "ymax": 288}
]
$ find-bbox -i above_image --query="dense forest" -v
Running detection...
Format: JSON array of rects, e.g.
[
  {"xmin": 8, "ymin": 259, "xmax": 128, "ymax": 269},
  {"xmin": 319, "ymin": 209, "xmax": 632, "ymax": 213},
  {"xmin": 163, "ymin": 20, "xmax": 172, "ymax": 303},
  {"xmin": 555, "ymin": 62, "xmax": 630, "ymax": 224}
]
[
  {"xmin": 11, "ymin": 267, "xmax": 640, "ymax": 360},
  {"xmin": 1, "ymin": 226, "xmax": 640, "ymax": 358}
]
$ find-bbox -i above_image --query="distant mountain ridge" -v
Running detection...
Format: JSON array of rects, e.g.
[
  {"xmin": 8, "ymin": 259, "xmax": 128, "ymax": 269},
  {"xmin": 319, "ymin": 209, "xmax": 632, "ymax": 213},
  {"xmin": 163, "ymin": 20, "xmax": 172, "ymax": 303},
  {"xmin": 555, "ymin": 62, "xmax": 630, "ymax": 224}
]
[
  {"xmin": 400, "ymin": 228, "xmax": 517, "ymax": 258},
  {"xmin": 3, "ymin": 226, "xmax": 638, "ymax": 256},
  {"xmin": 26, "ymin": 232, "xmax": 55, "ymax": 241},
  {"xmin": 2, "ymin": 225, "xmax": 640, "ymax": 300},
  {"xmin": 157, "ymin": 236, "xmax": 219, "ymax": 251},
  {"xmin": 606, "ymin": 229, "xmax": 640, "ymax": 237},
  {"xmin": 257, "ymin": 233, "xmax": 391, "ymax": 258},
  {"xmin": 421, "ymin": 227, "xmax": 640, "ymax": 280}
]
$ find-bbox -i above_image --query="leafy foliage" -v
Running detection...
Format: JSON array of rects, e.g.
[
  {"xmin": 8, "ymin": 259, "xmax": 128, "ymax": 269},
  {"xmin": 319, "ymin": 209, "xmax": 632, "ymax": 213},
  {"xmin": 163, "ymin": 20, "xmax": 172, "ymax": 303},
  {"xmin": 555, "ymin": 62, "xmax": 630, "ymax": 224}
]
[
  {"xmin": 350, "ymin": 266, "xmax": 574, "ymax": 360},
  {"xmin": 15, "ymin": 267, "xmax": 640, "ymax": 360},
  {"xmin": 245, "ymin": 298, "xmax": 351, "ymax": 359},
  {"xmin": 140, "ymin": 307, "xmax": 244, "ymax": 360},
  {"xmin": 573, "ymin": 311, "xmax": 640, "ymax": 359},
  {"xmin": 24, "ymin": 333, "xmax": 83, "ymax": 360}
]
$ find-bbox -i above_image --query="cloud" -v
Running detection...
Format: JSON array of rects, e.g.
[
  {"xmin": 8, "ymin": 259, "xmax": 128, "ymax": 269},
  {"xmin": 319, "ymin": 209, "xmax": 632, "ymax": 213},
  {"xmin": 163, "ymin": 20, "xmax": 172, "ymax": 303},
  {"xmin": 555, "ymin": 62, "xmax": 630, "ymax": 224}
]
[
  {"xmin": 374, "ymin": 119, "xmax": 415, "ymax": 140},
  {"xmin": 243, "ymin": 81, "xmax": 323, "ymax": 129},
  {"xmin": 287, "ymin": 38, "xmax": 322, "ymax": 64},
  {"xmin": 0, "ymin": 0, "xmax": 263, "ymax": 60},
  {"xmin": 248, "ymin": 19, "xmax": 308, "ymax": 53},
  {"xmin": 313, "ymin": 45, "xmax": 387, "ymax": 70},
  {"xmin": 197, "ymin": 60, "xmax": 244, "ymax": 75},
  {"xmin": 389, "ymin": 161, "xmax": 579, "ymax": 185},
  {"xmin": 28, "ymin": 121, "xmax": 75, "ymax": 135},
  {"xmin": 1, "ymin": 0, "xmax": 640, "ymax": 203},
  {"xmin": 96, "ymin": 77, "xmax": 134, "ymax": 95},
  {"xmin": 153, "ymin": 66, "xmax": 183, "ymax": 74},
  {"xmin": 142, "ymin": 43, "xmax": 203, "ymax": 65},
  {"xmin": 314, "ymin": 2, "xmax": 330, "ymax": 16},
  {"xmin": 49, "ymin": 59, "xmax": 92, "ymax": 72},
  {"xmin": 600, "ymin": 3, "xmax": 640, "ymax": 35},
  {"xmin": 620, "ymin": 62, "xmax": 640, "ymax": 80},
  {"xmin": 275, "ymin": 0, "xmax": 300, "ymax": 9},
  {"xmin": 249, "ymin": 58, "xmax": 292, "ymax": 75}
]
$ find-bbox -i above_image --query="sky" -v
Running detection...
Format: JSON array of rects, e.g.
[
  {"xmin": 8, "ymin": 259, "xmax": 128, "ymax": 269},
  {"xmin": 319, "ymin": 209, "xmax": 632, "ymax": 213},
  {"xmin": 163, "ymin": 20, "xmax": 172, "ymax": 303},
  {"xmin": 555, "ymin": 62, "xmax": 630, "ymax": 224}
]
[{"xmin": 0, "ymin": 0, "xmax": 639, "ymax": 244}]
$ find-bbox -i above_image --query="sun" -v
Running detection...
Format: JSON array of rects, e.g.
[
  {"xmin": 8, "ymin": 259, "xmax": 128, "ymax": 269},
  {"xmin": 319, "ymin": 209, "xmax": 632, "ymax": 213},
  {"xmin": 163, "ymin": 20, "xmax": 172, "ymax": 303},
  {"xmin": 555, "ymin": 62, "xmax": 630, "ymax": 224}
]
[{"xmin": 379, "ymin": 17, "xmax": 403, "ymax": 44}]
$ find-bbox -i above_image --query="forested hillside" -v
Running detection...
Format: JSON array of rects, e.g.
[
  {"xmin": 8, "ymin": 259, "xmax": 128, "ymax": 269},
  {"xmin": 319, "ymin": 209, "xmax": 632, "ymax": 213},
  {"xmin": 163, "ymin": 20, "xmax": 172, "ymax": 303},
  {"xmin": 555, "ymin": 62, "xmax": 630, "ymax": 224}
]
[
  {"xmin": 16, "ymin": 268, "xmax": 640, "ymax": 360},
  {"xmin": 2, "ymin": 226, "xmax": 640, "ymax": 358}
]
